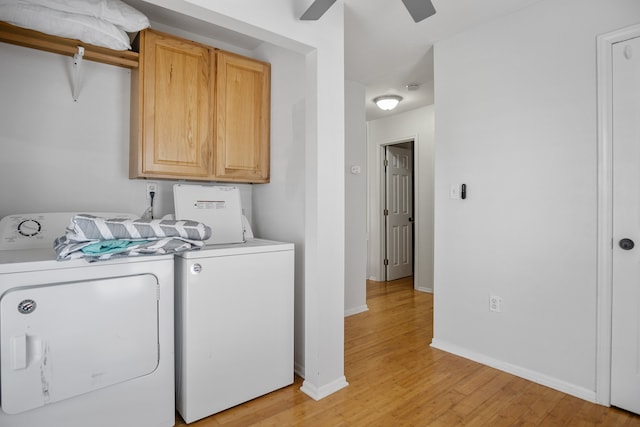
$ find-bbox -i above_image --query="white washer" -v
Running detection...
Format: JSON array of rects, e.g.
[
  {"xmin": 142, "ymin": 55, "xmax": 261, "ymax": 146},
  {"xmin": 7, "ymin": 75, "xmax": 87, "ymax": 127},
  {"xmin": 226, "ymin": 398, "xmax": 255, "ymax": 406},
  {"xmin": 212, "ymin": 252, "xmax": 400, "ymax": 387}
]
[
  {"xmin": 175, "ymin": 239, "xmax": 294, "ymax": 424},
  {"xmin": 0, "ymin": 213, "xmax": 175, "ymax": 427}
]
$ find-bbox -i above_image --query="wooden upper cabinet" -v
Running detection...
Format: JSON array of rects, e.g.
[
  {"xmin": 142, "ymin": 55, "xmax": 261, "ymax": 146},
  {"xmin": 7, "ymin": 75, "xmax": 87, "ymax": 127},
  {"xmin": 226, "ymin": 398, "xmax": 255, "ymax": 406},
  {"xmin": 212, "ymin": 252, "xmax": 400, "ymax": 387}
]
[
  {"xmin": 214, "ymin": 51, "xmax": 271, "ymax": 183},
  {"xmin": 130, "ymin": 29, "xmax": 271, "ymax": 183},
  {"xmin": 130, "ymin": 29, "xmax": 213, "ymax": 179}
]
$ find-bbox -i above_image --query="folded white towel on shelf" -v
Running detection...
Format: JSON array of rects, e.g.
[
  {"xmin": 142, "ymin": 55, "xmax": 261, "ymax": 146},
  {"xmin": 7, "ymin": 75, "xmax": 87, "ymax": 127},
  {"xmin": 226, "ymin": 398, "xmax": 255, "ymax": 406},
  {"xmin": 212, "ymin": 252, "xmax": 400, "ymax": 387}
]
[
  {"xmin": 20, "ymin": 0, "xmax": 150, "ymax": 32},
  {"xmin": 0, "ymin": 0, "xmax": 150, "ymax": 50}
]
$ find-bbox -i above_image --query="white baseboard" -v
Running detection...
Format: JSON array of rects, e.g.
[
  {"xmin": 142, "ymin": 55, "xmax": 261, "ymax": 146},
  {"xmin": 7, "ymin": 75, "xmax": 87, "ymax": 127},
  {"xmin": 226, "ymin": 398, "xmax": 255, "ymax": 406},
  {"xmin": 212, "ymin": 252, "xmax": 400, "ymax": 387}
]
[
  {"xmin": 300, "ymin": 376, "xmax": 349, "ymax": 401},
  {"xmin": 344, "ymin": 305, "xmax": 369, "ymax": 317},
  {"xmin": 430, "ymin": 338, "xmax": 597, "ymax": 403},
  {"xmin": 416, "ymin": 286, "xmax": 433, "ymax": 293}
]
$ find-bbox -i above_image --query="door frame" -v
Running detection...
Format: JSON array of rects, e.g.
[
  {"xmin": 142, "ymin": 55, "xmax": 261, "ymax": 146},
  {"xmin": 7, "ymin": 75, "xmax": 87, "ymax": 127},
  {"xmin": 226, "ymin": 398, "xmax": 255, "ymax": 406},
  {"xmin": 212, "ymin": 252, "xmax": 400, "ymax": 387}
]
[{"xmin": 596, "ymin": 22, "xmax": 640, "ymax": 406}]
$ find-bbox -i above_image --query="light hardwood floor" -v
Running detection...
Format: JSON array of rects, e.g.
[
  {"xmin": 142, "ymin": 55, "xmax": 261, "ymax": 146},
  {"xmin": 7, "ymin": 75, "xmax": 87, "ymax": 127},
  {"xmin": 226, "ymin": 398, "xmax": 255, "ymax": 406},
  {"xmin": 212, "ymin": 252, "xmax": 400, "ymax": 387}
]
[{"xmin": 176, "ymin": 277, "xmax": 640, "ymax": 426}]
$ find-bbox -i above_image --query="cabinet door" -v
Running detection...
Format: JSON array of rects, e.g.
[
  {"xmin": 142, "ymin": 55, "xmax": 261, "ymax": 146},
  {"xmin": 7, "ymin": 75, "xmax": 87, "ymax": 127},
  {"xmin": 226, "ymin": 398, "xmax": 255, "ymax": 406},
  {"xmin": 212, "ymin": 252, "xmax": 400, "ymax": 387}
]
[
  {"xmin": 131, "ymin": 30, "xmax": 213, "ymax": 179},
  {"xmin": 214, "ymin": 51, "xmax": 270, "ymax": 183}
]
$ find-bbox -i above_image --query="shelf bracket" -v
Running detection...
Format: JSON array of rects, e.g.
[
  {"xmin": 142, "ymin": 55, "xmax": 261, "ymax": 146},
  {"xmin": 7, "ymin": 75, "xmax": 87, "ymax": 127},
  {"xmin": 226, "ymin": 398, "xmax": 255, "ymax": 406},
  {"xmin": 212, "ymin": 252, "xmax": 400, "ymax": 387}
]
[{"xmin": 71, "ymin": 46, "xmax": 84, "ymax": 102}]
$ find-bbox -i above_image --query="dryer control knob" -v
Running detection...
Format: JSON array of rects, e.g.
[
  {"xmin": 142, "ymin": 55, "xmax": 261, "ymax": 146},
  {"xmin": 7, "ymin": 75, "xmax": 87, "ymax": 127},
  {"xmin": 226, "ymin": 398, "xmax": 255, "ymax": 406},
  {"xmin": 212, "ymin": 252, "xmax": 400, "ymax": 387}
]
[
  {"xmin": 191, "ymin": 263, "xmax": 202, "ymax": 274},
  {"xmin": 18, "ymin": 299, "xmax": 37, "ymax": 314}
]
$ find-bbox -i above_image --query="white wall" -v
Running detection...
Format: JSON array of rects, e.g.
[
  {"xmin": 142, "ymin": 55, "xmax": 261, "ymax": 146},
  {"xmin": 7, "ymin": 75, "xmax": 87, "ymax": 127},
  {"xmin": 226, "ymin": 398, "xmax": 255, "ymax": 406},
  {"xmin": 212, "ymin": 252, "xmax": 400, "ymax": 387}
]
[
  {"xmin": 344, "ymin": 80, "xmax": 368, "ymax": 316},
  {"xmin": 367, "ymin": 105, "xmax": 435, "ymax": 292},
  {"xmin": 0, "ymin": 42, "xmax": 158, "ymax": 218},
  {"xmin": 432, "ymin": 0, "xmax": 640, "ymax": 401},
  {"xmin": 251, "ymin": 42, "xmax": 307, "ymax": 373}
]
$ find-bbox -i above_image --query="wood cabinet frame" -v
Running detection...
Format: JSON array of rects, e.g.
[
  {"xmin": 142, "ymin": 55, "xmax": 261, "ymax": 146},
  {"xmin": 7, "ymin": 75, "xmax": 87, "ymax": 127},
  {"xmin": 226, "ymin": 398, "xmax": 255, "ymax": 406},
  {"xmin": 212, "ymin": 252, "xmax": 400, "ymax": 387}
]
[
  {"xmin": 130, "ymin": 29, "xmax": 271, "ymax": 183},
  {"xmin": 0, "ymin": 21, "xmax": 139, "ymax": 68}
]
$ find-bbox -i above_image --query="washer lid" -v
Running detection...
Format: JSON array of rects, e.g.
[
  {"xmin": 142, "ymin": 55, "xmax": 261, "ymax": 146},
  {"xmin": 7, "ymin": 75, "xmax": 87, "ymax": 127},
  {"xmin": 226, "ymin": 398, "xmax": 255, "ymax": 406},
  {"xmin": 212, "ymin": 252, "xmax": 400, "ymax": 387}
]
[{"xmin": 173, "ymin": 184, "xmax": 245, "ymax": 245}]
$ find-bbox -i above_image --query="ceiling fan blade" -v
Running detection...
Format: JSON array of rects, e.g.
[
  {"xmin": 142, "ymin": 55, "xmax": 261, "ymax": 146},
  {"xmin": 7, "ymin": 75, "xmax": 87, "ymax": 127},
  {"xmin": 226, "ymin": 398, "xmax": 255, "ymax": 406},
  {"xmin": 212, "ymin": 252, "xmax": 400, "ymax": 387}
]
[
  {"xmin": 401, "ymin": 0, "xmax": 436, "ymax": 23},
  {"xmin": 300, "ymin": 0, "xmax": 337, "ymax": 20}
]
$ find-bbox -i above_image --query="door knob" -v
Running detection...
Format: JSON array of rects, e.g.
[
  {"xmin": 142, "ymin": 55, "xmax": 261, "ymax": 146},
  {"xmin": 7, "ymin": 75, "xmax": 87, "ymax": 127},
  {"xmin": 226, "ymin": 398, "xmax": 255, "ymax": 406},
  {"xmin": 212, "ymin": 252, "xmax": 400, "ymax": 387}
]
[{"xmin": 619, "ymin": 238, "xmax": 635, "ymax": 250}]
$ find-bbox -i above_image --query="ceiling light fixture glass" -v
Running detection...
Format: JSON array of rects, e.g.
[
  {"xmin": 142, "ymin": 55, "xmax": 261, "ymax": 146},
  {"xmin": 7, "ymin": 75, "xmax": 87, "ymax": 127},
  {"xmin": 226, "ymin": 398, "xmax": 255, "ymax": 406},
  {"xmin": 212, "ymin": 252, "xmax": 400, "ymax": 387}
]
[{"xmin": 373, "ymin": 95, "xmax": 403, "ymax": 111}]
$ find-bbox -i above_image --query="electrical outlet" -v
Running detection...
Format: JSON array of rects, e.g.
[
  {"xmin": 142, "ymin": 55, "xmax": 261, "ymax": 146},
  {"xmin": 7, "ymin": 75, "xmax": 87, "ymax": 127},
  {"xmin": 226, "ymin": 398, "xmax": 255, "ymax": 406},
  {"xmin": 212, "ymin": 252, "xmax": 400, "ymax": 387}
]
[
  {"xmin": 146, "ymin": 183, "xmax": 157, "ymax": 200},
  {"xmin": 489, "ymin": 295, "xmax": 502, "ymax": 312}
]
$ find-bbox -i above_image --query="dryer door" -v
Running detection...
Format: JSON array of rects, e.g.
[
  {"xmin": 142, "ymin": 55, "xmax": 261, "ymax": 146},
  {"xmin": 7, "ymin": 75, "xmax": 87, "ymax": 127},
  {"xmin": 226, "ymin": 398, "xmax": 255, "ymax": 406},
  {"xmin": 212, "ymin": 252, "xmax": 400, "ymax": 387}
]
[{"xmin": 0, "ymin": 274, "xmax": 159, "ymax": 414}]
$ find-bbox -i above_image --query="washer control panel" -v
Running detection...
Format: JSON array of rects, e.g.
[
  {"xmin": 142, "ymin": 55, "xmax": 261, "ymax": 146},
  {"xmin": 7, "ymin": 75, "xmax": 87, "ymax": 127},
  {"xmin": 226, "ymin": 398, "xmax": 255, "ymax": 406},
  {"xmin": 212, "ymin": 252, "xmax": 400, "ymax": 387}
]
[
  {"xmin": 0, "ymin": 213, "xmax": 62, "ymax": 250},
  {"xmin": 0, "ymin": 213, "xmax": 138, "ymax": 251}
]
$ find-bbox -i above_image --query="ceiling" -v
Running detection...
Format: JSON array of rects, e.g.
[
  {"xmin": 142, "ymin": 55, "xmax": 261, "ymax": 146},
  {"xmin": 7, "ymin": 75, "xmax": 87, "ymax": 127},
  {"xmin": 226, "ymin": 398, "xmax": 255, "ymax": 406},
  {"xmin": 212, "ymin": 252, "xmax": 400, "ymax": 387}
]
[
  {"xmin": 125, "ymin": 0, "xmax": 545, "ymax": 120},
  {"xmin": 344, "ymin": 0, "xmax": 545, "ymax": 120}
]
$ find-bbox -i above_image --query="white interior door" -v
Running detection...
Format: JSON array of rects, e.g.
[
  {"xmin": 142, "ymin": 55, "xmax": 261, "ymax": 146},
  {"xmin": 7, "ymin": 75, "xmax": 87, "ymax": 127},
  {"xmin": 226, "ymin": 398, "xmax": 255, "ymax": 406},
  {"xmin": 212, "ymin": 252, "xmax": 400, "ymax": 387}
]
[
  {"xmin": 611, "ymin": 34, "xmax": 640, "ymax": 415},
  {"xmin": 385, "ymin": 145, "xmax": 413, "ymax": 281}
]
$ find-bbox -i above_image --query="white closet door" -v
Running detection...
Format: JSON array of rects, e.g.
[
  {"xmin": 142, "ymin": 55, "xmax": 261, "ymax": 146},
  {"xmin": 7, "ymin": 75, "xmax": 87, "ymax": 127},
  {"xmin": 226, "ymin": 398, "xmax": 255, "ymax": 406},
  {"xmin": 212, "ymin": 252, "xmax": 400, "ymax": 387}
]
[{"xmin": 611, "ymin": 35, "xmax": 640, "ymax": 415}]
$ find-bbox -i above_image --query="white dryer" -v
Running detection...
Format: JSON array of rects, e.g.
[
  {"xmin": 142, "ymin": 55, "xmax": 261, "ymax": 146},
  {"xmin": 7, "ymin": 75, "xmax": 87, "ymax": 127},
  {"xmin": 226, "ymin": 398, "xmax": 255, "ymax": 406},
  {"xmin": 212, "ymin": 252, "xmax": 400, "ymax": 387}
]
[{"xmin": 0, "ymin": 213, "xmax": 175, "ymax": 427}]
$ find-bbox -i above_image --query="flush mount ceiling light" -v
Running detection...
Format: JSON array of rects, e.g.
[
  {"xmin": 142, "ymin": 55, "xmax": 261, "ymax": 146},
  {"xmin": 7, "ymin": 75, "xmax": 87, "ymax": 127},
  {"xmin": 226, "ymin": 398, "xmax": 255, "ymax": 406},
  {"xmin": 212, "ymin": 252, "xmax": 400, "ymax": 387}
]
[{"xmin": 374, "ymin": 95, "xmax": 403, "ymax": 111}]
